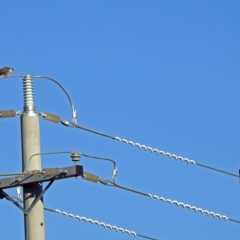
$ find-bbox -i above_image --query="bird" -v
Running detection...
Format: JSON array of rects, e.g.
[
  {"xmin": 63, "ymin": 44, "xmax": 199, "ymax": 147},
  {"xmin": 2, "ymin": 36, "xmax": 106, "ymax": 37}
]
[{"xmin": 0, "ymin": 67, "xmax": 14, "ymax": 77}]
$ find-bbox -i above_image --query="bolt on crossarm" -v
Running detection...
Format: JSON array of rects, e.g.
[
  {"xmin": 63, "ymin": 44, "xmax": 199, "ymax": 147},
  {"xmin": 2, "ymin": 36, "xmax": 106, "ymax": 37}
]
[{"xmin": 21, "ymin": 75, "xmax": 45, "ymax": 240}]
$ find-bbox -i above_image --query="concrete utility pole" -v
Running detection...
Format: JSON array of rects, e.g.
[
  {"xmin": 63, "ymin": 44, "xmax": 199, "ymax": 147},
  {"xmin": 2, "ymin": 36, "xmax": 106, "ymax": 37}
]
[{"xmin": 21, "ymin": 75, "xmax": 45, "ymax": 240}]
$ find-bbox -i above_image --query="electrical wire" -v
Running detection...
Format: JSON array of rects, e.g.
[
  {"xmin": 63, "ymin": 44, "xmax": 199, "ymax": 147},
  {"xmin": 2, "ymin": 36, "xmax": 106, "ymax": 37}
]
[
  {"xmin": 81, "ymin": 153, "xmax": 116, "ymax": 167},
  {"xmin": 196, "ymin": 163, "xmax": 239, "ymax": 178},
  {"xmin": 1, "ymin": 75, "xmax": 25, "ymax": 79},
  {"xmin": 65, "ymin": 121, "xmax": 239, "ymax": 180},
  {"xmin": 68, "ymin": 122, "xmax": 115, "ymax": 139},
  {"xmin": 7, "ymin": 194, "xmax": 156, "ymax": 239},
  {"xmin": 44, "ymin": 207, "xmax": 158, "ymax": 240},
  {"xmin": 33, "ymin": 76, "xmax": 77, "ymax": 124},
  {"xmin": 100, "ymin": 180, "xmax": 240, "ymax": 224},
  {"xmin": 24, "ymin": 151, "xmax": 72, "ymax": 173},
  {"xmin": 3, "ymin": 74, "xmax": 77, "ymax": 124},
  {"xmin": 80, "ymin": 153, "xmax": 117, "ymax": 182},
  {"xmin": 24, "ymin": 150, "xmax": 118, "ymax": 181}
]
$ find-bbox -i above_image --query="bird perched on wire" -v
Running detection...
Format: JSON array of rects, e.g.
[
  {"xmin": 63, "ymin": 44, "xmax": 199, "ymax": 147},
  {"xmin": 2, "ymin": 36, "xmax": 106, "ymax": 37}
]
[{"xmin": 0, "ymin": 67, "xmax": 14, "ymax": 77}]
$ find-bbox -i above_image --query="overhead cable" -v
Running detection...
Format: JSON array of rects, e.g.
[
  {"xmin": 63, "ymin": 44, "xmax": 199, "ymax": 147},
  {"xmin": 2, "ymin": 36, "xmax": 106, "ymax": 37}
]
[
  {"xmin": 64, "ymin": 121, "xmax": 239, "ymax": 179},
  {"xmin": 33, "ymin": 76, "xmax": 77, "ymax": 124},
  {"xmin": 10, "ymin": 195, "xmax": 156, "ymax": 239},
  {"xmin": 3, "ymin": 75, "xmax": 77, "ymax": 124},
  {"xmin": 24, "ymin": 151, "xmax": 72, "ymax": 173},
  {"xmin": 80, "ymin": 153, "xmax": 117, "ymax": 182},
  {"xmin": 44, "ymin": 207, "xmax": 158, "ymax": 240},
  {"xmin": 24, "ymin": 150, "xmax": 117, "ymax": 181},
  {"xmin": 100, "ymin": 180, "xmax": 240, "ymax": 224}
]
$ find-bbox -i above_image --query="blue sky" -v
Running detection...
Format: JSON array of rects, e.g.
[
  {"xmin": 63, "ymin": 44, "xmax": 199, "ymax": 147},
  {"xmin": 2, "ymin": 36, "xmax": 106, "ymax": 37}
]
[{"xmin": 1, "ymin": 1, "xmax": 240, "ymax": 239}]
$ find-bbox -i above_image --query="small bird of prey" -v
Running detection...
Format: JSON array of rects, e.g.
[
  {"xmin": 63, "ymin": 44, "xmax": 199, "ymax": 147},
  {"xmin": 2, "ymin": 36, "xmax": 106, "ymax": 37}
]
[{"xmin": 0, "ymin": 67, "xmax": 14, "ymax": 77}]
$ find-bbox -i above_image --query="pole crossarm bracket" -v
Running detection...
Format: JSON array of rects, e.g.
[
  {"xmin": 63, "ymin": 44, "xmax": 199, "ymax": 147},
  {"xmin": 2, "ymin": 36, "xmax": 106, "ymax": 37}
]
[
  {"xmin": 0, "ymin": 165, "xmax": 83, "ymax": 190},
  {"xmin": 0, "ymin": 180, "xmax": 54, "ymax": 214},
  {"xmin": 0, "ymin": 165, "xmax": 83, "ymax": 215}
]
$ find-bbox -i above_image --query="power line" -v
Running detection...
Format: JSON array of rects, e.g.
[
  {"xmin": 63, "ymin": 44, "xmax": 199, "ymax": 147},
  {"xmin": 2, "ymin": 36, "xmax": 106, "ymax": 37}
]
[
  {"xmin": 7, "ymin": 110, "xmax": 238, "ymax": 180},
  {"xmin": 68, "ymin": 122, "xmax": 115, "ymax": 139},
  {"xmin": 1, "ymin": 72, "xmax": 238, "ymax": 239},
  {"xmin": 9, "ymin": 195, "xmax": 157, "ymax": 240},
  {"xmin": 44, "ymin": 207, "xmax": 158, "ymax": 240},
  {"xmin": 80, "ymin": 153, "xmax": 118, "ymax": 181},
  {"xmin": 81, "ymin": 153, "xmax": 116, "ymax": 167},
  {"xmin": 196, "ymin": 163, "xmax": 238, "ymax": 178},
  {"xmin": 65, "ymin": 121, "xmax": 239, "ymax": 179},
  {"xmin": 23, "ymin": 150, "xmax": 118, "ymax": 181},
  {"xmin": 100, "ymin": 180, "xmax": 240, "ymax": 224},
  {"xmin": 24, "ymin": 151, "xmax": 71, "ymax": 173},
  {"xmin": 4, "ymin": 75, "xmax": 77, "ymax": 124}
]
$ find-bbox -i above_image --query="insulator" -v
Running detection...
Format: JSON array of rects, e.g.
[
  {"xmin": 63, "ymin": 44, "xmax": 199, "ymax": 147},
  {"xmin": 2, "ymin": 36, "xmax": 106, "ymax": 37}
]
[
  {"xmin": 0, "ymin": 110, "xmax": 16, "ymax": 118},
  {"xmin": 42, "ymin": 168, "xmax": 61, "ymax": 175},
  {"xmin": 23, "ymin": 75, "xmax": 34, "ymax": 107},
  {"xmin": 71, "ymin": 152, "xmax": 81, "ymax": 162},
  {"xmin": 82, "ymin": 172, "xmax": 99, "ymax": 183},
  {"xmin": 43, "ymin": 112, "xmax": 60, "ymax": 123}
]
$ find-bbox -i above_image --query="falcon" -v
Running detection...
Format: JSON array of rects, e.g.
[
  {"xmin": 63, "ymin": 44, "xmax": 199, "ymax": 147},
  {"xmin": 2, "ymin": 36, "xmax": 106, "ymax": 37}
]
[{"xmin": 0, "ymin": 67, "xmax": 14, "ymax": 77}]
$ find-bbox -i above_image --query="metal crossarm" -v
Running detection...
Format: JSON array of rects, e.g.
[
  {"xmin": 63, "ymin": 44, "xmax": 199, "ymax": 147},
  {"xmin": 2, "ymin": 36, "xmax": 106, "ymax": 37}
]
[
  {"xmin": 0, "ymin": 165, "xmax": 83, "ymax": 215},
  {"xmin": 0, "ymin": 165, "xmax": 83, "ymax": 190}
]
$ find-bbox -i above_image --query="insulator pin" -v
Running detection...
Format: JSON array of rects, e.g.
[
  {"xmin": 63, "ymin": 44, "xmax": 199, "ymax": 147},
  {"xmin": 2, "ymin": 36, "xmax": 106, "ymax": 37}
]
[
  {"xmin": 82, "ymin": 172, "xmax": 99, "ymax": 183},
  {"xmin": 42, "ymin": 168, "xmax": 61, "ymax": 175},
  {"xmin": 43, "ymin": 112, "xmax": 60, "ymax": 123},
  {"xmin": 0, "ymin": 110, "xmax": 16, "ymax": 118}
]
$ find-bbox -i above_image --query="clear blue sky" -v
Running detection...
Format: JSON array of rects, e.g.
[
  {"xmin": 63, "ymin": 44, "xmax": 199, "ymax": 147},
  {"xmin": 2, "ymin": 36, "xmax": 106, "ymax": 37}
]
[{"xmin": 1, "ymin": 1, "xmax": 240, "ymax": 239}]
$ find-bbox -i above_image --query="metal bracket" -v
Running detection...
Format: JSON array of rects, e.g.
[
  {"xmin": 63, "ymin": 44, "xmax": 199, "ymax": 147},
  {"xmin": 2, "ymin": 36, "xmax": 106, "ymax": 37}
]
[
  {"xmin": 0, "ymin": 165, "xmax": 83, "ymax": 190},
  {"xmin": 0, "ymin": 165, "xmax": 83, "ymax": 214},
  {"xmin": 0, "ymin": 180, "xmax": 54, "ymax": 214}
]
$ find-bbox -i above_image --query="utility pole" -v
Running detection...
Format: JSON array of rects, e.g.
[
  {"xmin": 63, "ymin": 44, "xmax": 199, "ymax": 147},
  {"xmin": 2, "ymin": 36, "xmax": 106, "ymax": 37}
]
[
  {"xmin": 21, "ymin": 75, "xmax": 45, "ymax": 240},
  {"xmin": 0, "ymin": 73, "xmax": 81, "ymax": 239}
]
